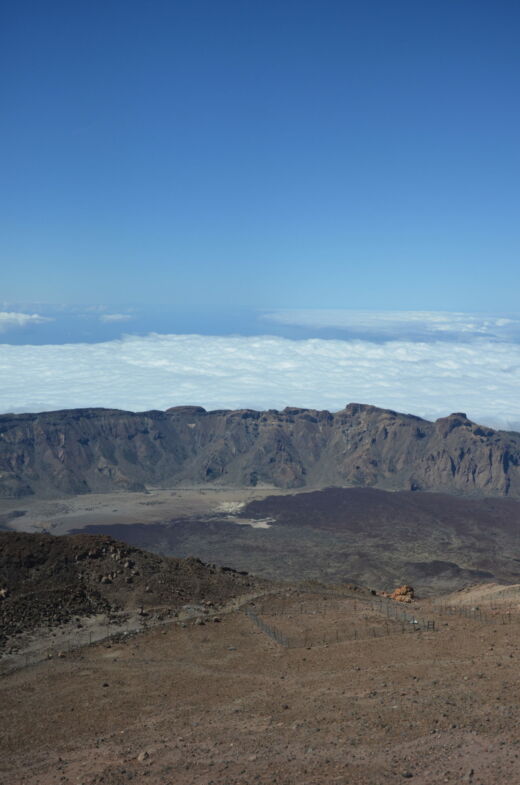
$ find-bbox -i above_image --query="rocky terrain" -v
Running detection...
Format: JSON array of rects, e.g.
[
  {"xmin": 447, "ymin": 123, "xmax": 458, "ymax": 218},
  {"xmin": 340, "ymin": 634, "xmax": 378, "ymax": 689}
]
[
  {"xmin": 0, "ymin": 531, "xmax": 259, "ymax": 655},
  {"xmin": 3, "ymin": 530, "xmax": 520, "ymax": 785},
  {"xmin": 3, "ymin": 404, "xmax": 520, "ymax": 783},
  {"xmin": 1, "ymin": 403, "xmax": 520, "ymax": 499},
  {"xmin": 75, "ymin": 486, "xmax": 520, "ymax": 595},
  {"xmin": 3, "ymin": 581, "xmax": 520, "ymax": 785}
]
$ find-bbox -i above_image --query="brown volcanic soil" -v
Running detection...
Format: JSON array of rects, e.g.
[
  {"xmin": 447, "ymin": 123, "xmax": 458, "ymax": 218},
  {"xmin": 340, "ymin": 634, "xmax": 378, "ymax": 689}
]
[{"xmin": 2, "ymin": 588, "xmax": 520, "ymax": 785}]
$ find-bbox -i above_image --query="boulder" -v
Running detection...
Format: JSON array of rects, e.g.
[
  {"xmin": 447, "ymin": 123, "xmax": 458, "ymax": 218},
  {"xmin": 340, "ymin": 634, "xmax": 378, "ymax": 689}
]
[{"xmin": 389, "ymin": 585, "xmax": 414, "ymax": 603}]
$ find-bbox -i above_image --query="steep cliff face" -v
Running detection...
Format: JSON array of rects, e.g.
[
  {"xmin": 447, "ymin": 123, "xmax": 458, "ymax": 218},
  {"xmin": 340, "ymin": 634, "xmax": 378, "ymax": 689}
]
[{"xmin": 1, "ymin": 403, "xmax": 519, "ymax": 499}]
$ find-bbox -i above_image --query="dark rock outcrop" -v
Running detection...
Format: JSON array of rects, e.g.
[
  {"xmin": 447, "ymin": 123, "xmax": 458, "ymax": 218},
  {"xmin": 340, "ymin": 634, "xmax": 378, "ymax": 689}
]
[
  {"xmin": 0, "ymin": 403, "xmax": 519, "ymax": 498},
  {"xmin": 0, "ymin": 530, "xmax": 258, "ymax": 648}
]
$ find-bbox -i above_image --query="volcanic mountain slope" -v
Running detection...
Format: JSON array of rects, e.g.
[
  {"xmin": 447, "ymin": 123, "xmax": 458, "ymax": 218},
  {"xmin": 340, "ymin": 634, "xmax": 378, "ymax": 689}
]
[
  {"xmin": 4, "ymin": 578, "xmax": 520, "ymax": 785},
  {"xmin": 0, "ymin": 531, "xmax": 259, "ymax": 652},
  {"xmin": 1, "ymin": 403, "xmax": 520, "ymax": 498}
]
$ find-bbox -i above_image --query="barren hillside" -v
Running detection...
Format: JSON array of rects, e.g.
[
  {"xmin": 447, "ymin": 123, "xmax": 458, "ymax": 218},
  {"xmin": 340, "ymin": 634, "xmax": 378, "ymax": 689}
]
[
  {"xmin": 3, "ymin": 581, "xmax": 520, "ymax": 785},
  {"xmin": 0, "ymin": 531, "xmax": 259, "ymax": 656}
]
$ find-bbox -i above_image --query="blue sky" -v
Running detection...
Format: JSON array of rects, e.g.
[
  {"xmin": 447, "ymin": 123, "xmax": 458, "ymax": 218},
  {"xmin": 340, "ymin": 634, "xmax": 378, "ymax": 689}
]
[
  {"xmin": 2, "ymin": 0, "xmax": 519, "ymax": 310},
  {"xmin": 1, "ymin": 2, "xmax": 520, "ymax": 425}
]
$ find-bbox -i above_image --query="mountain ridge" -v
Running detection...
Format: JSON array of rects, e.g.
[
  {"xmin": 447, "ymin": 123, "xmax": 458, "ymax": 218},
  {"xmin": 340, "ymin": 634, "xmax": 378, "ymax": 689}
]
[{"xmin": 1, "ymin": 402, "xmax": 519, "ymax": 498}]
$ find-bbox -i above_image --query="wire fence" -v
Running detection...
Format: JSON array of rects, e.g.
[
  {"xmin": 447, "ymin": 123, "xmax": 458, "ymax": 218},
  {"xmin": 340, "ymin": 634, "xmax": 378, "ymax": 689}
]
[
  {"xmin": 253, "ymin": 594, "xmax": 424, "ymax": 623},
  {"xmin": 244, "ymin": 608, "xmax": 290, "ymax": 647},
  {"xmin": 0, "ymin": 614, "xmax": 145, "ymax": 677},
  {"xmin": 0, "ymin": 591, "xmax": 265, "ymax": 677},
  {"xmin": 244, "ymin": 594, "xmax": 436, "ymax": 648},
  {"xmin": 433, "ymin": 602, "xmax": 515, "ymax": 625},
  {"xmin": 12, "ymin": 591, "xmax": 496, "ymax": 673}
]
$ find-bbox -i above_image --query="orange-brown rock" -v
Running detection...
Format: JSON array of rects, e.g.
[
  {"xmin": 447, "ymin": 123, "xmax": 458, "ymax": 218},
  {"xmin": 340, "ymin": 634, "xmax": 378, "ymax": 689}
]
[{"xmin": 389, "ymin": 585, "xmax": 414, "ymax": 602}]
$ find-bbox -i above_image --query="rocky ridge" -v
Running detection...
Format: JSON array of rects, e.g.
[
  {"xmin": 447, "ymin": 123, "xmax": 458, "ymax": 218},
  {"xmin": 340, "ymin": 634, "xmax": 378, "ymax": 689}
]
[
  {"xmin": 0, "ymin": 530, "xmax": 258, "ymax": 651},
  {"xmin": 1, "ymin": 403, "xmax": 519, "ymax": 498}
]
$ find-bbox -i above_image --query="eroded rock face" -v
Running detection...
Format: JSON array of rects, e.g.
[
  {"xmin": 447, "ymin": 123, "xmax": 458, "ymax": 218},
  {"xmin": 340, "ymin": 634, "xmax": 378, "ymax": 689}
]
[{"xmin": 0, "ymin": 403, "xmax": 519, "ymax": 498}]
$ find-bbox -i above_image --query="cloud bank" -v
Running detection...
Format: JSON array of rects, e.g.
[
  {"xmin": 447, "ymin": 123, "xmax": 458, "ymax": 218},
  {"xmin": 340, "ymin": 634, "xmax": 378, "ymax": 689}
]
[
  {"xmin": 263, "ymin": 310, "xmax": 520, "ymax": 343},
  {"xmin": 0, "ymin": 311, "xmax": 52, "ymax": 332},
  {"xmin": 1, "ymin": 332, "xmax": 520, "ymax": 431}
]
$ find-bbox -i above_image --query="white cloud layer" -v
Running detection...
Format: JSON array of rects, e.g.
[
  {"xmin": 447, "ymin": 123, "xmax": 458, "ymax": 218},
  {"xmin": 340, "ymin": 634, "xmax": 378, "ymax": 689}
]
[
  {"xmin": 0, "ymin": 311, "xmax": 52, "ymax": 332},
  {"xmin": 1, "ymin": 333, "xmax": 520, "ymax": 431},
  {"xmin": 264, "ymin": 310, "xmax": 520, "ymax": 342}
]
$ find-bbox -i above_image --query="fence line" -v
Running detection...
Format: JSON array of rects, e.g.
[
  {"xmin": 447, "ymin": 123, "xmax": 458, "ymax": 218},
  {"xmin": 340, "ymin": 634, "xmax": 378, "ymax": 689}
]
[
  {"xmin": 244, "ymin": 595, "xmax": 436, "ymax": 648},
  {"xmin": 253, "ymin": 594, "xmax": 428, "ymax": 626},
  {"xmin": 244, "ymin": 607, "xmax": 289, "ymax": 647},
  {"xmin": 433, "ymin": 603, "xmax": 514, "ymax": 625}
]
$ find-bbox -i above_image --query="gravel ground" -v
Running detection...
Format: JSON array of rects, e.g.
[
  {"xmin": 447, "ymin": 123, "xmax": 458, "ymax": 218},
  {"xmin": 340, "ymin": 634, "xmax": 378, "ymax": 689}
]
[{"xmin": 2, "ymin": 590, "xmax": 520, "ymax": 785}]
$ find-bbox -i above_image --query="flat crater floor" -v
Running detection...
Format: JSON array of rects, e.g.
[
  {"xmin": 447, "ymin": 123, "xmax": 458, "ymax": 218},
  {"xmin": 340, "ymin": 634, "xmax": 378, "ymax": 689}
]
[{"xmin": 10, "ymin": 486, "xmax": 516, "ymax": 596}]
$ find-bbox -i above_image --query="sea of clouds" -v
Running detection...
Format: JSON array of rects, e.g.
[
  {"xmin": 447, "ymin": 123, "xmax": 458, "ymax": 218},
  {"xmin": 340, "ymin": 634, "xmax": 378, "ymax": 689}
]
[
  {"xmin": 263, "ymin": 309, "xmax": 520, "ymax": 343},
  {"xmin": 1, "ymin": 322, "xmax": 520, "ymax": 430}
]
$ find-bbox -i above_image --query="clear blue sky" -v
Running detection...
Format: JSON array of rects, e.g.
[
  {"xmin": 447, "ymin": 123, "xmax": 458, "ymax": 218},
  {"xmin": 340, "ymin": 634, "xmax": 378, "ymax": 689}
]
[{"xmin": 2, "ymin": 0, "xmax": 519, "ymax": 311}]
